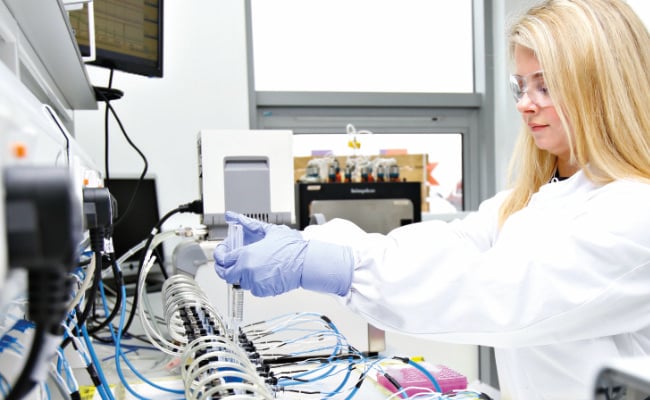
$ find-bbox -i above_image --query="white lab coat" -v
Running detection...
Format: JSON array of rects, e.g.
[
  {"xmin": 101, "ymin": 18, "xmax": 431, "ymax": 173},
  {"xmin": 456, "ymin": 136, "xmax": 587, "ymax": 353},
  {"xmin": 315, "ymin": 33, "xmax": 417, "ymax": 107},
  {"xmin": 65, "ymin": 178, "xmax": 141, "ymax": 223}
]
[{"xmin": 302, "ymin": 170, "xmax": 650, "ymax": 400}]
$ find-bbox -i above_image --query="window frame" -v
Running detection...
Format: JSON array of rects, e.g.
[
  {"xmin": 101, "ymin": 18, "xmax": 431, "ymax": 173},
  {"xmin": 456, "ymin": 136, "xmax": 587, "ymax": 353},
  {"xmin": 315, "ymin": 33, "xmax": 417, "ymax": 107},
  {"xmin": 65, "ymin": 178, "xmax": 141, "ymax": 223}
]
[{"xmin": 244, "ymin": 0, "xmax": 496, "ymax": 212}]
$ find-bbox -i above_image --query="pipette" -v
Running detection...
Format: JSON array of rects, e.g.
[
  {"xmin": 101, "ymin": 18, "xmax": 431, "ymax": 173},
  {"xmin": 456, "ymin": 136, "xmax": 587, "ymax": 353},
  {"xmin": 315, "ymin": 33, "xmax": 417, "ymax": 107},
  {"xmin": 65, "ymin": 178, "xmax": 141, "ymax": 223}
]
[{"xmin": 226, "ymin": 222, "xmax": 244, "ymax": 339}]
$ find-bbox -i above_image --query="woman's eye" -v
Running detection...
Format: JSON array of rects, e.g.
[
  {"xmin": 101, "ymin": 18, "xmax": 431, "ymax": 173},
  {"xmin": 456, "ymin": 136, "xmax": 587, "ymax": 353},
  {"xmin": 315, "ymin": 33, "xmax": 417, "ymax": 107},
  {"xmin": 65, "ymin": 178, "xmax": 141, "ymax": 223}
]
[{"xmin": 535, "ymin": 83, "xmax": 549, "ymax": 95}]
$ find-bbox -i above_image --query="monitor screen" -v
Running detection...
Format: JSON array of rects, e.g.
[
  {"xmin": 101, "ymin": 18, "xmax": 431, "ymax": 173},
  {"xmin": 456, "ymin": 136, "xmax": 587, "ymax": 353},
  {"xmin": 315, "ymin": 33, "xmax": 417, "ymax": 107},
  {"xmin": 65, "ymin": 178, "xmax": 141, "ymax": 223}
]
[
  {"xmin": 106, "ymin": 178, "xmax": 162, "ymax": 262},
  {"xmin": 68, "ymin": 0, "xmax": 163, "ymax": 78}
]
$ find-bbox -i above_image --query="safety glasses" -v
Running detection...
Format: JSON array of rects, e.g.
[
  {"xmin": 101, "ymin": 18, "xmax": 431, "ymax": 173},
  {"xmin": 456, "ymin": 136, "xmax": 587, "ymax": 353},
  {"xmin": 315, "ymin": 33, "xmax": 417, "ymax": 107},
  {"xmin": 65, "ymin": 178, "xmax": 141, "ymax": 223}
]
[{"xmin": 509, "ymin": 70, "xmax": 553, "ymax": 107}]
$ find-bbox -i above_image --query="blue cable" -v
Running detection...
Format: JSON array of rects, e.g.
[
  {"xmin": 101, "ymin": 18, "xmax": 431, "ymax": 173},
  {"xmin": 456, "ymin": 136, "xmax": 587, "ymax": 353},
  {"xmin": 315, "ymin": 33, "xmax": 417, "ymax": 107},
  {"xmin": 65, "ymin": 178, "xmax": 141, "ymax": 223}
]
[
  {"xmin": 95, "ymin": 341, "xmax": 158, "ymax": 353},
  {"xmin": 323, "ymin": 358, "xmax": 355, "ymax": 398},
  {"xmin": 0, "ymin": 373, "xmax": 10, "ymax": 397},
  {"xmin": 44, "ymin": 382, "xmax": 51, "ymax": 400},
  {"xmin": 343, "ymin": 357, "xmax": 384, "ymax": 400},
  {"xmin": 106, "ymin": 281, "xmax": 154, "ymax": 400},
  {"xmin": 0, "ymin": 335, "xmax": 23, "ymax": 355},
  {"xmin": 56, "ymin": 347, "xmax": 79, "ymax": 393},
  {"xmin": 278, "ymin": 364, "xmax": 337, "ymax": 387},
  {"xmin": 278, "ymin": 326, "xmax": 345, "ymax": 355},
  {"xmin": 61, "ymin": 322, "xmax": 93, "ymax": 369},
  {"xmin": 103, "ymin": 280, "xmax": 184, "ymax": 398},
  {"xmin": 101, "ymin": 347, "xmax": 137, "ymax": 362},
  {"xmin": 398, "ymin": 357, "xmax": 442, "ymax": 393},
  {"xmin": 276, "ymin": 328, "xmax": 341, "ymax": 347},
  {"xmin": 246, "ymin": 312, "xmax": 328, "ymax": 337},
  {"xmin": 257, "ymin": 312, "xmax": 324, "ymax": 328},
  {"xmin": 63, "ymin": 280, "xmax": 110, "ymax": 399},
  {"xmin": 63, "ymin": 319, "xmax": 112, "ymax": 400},
  {"xmin": 286, "ymin": 343, "xmax": 342, "ymax": 358},
  {"xmin": 0, "ymin": 320, "xmax": 32, "ymax": 356},
  {"xmin": 81, "ymin": 324, "xmax": 115, "ymax": 400},
  {"xmin": 11, "ymin": 319, "xmax": 34, "ymax": 333}
]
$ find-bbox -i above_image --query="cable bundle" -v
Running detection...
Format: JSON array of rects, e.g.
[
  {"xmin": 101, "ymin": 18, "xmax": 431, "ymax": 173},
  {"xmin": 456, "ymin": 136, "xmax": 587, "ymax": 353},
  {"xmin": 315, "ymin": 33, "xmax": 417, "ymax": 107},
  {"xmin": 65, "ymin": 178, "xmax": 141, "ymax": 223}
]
[
  {"xmin": 180, "ymin": 335, "xmax": 273, "ymax": 400},
  {"xmin": 160, "ymin": 274, "xmax": 273, "ymax": 399},
  {"xmin": 160, "ymin": 275, "xmax": 226, "ymax": 350}
]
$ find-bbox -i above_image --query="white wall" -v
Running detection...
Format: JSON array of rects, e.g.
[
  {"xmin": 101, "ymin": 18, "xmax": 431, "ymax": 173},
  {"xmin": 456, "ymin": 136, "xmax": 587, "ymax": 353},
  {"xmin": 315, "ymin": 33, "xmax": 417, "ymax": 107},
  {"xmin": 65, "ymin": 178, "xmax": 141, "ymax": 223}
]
[{"xmin": 74, "ymin": 0, "xmax": 250, "ymax": 233}]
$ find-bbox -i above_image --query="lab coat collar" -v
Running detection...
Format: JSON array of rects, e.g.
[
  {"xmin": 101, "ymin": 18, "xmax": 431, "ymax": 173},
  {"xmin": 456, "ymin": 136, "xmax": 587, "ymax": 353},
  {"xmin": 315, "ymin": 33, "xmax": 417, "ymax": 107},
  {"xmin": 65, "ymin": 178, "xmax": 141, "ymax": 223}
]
[{"xmin": 531, "ymin": 168, "xmax": 598, "ymax": 206}]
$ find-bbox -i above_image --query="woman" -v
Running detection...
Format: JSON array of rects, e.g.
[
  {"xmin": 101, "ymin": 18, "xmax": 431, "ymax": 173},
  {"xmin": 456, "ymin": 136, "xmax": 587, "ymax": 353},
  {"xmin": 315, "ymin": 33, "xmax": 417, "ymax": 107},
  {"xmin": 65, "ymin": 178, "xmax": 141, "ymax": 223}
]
[{"xmin": 214, "ymin": 0, "xmax": 650, "ymax": 398}]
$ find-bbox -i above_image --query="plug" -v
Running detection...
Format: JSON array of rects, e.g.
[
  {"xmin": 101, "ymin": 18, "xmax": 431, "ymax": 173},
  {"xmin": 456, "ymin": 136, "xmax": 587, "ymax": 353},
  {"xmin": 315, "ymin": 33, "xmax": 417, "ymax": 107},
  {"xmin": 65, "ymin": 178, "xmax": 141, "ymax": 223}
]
[
  {"xmin": 3, "ymin": 165, "xmax": 83, "ymax": 400},
  {"xmin": 83, "ymin": 187, "xmax": 114, "ymax": 253},
  {"xmin": 4, "ymin": 165, "xmax": 81, "ymax": 326},
  {"xmin": 4, "ymin": 165, "xmax": 81, "ymax": 272}
]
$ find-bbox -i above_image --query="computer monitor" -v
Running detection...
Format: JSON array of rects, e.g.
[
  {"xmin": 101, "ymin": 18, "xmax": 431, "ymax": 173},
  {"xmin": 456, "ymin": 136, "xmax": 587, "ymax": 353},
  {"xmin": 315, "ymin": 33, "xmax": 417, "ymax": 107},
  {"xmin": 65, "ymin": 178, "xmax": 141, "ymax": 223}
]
[
  {"xmin": 106, "ymin": 177, "xmax": 162, "ymax": 263},
  {"xmin": 68, "ymin": 0, "xmax": 164, "ymax": 78}
]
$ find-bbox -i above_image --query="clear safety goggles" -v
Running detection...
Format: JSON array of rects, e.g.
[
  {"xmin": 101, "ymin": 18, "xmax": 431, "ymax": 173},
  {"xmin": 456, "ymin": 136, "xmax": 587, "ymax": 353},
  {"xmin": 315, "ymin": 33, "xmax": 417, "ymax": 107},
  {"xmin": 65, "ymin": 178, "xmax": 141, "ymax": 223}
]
[{"xmin": 509, "ymin": 70, "xmax": 553, "ymax": 107}]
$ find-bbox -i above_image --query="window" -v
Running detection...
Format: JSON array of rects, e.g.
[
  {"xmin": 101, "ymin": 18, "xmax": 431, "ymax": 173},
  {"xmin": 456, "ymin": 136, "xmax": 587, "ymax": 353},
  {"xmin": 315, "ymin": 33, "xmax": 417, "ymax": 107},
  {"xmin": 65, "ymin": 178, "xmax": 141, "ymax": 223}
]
[
  {"xmin": 246, "ymin": 0, "xmax": 494, "ymax": 213},
  {"xmin": 251, "ymin": 0, "xmax": 473, "ymax": 93}
]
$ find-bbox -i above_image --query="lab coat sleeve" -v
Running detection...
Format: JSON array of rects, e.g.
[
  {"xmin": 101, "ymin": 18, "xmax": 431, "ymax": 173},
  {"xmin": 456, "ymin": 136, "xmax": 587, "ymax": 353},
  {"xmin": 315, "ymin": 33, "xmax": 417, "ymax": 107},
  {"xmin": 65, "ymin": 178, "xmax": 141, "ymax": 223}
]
[{"xmin": 302, "ymin": 181, "xmax": 650, "ymax": 348}]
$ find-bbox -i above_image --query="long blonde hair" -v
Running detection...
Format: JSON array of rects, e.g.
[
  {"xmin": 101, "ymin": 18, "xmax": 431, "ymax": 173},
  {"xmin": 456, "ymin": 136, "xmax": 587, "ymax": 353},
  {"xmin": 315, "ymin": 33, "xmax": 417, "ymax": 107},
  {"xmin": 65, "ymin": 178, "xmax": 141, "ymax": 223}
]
[{"xmin": 499, "ymin": 0, "xmax": 650, "ymax": 226}]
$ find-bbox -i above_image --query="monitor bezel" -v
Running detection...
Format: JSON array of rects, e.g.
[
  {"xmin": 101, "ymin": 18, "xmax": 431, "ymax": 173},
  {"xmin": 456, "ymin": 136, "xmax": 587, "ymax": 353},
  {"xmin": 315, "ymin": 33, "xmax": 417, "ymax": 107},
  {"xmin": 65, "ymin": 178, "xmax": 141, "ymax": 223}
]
[{"xmin": 73, "ymin": 0, "xmax": 164, "ymax": 78}]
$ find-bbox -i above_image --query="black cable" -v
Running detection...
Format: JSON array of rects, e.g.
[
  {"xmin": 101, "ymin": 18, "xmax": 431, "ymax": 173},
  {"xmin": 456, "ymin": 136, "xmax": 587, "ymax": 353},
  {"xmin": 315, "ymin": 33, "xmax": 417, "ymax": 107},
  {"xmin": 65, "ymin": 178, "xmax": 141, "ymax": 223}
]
[
  {"xmin": 382, "ymin": 372, "xmax": 405, "ymax": 398},
  {"xmin": 278, "ymin": 389, "xmax": 322, "ymax": 395},
  {"xmin": 43, "ymin": 105, "xmax": 70, "ymax": 166},
  {"xmin": 97, "ymin": 68, "xmax": 149, "ymax": 228},
  {"xmin": 153, "ymin": 246, "xmax": 168, "ymax": 279},
  {"xmin": 4, "ymin": 166, "xmax": 80, "ymax": 398},
  {"xmin": 106, "ymin": 98, "xmax": 149, "ymax": 226},
  {"xmin": 7, "ymin": 269, "xmax": 71, "ymax": 400},
  {"xmin": 60, "ymin": 252, "xmax": 104, "ymax": 350},
  {"xmin": 121, "ymin": 200, "xmax": 203, "ymax": 337},
  {"xmin": 65, "ymin": 318, "xmax": 104, "ymax": 397},
  {"xmin": 120, "ymin": 207, "xmax": 179, "ymax": 337},
  {"xmin": 88, "ymin": 254, "xmax": 124, "ymax": 334},
  {"xmin": 61, "ymin": 251, "xmax": 103, "ymax": 352},
  {"xmin": 6, "ymin": 326, "xmax": 46, "ymax": 400},
  {"xmin": 104, "ymin": 69, "xmax": 113, "ymax": 184},
  {"xmin": 104, "ymin": 98, "xmax": 149, "ymax": 227}
]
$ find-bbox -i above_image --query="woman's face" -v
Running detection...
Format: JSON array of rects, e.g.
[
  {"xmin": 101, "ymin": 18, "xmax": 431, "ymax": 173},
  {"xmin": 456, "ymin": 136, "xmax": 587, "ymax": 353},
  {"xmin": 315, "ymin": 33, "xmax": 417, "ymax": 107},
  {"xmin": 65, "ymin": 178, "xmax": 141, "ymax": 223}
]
[{"xmin": 513, "ymin": 45, "xmax": 570, "ymax": 161}]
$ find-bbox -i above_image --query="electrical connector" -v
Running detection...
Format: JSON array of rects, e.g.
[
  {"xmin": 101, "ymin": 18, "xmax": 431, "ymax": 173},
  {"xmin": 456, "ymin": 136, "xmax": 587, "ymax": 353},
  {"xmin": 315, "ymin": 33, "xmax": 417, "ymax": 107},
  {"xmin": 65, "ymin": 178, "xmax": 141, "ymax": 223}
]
[
  {"xmin": 82, "ymin": 187, "xmax": 114, "ymax": 253},
  {"xmin": 178, "ymin": 199, "xmax": 203, "ymax": 214},
  {"xmin": 4, "ymin": 166, "xmax": 81, "ymax": 271},
  {"xmin": 3, "ymin": 165, "xmax": 83, "ymax": 400}
]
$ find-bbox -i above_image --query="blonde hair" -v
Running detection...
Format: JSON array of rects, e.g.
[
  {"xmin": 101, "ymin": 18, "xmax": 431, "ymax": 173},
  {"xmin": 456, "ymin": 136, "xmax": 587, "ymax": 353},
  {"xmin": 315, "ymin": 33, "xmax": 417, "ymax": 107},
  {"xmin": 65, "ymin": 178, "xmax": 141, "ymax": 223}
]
[{"xmin": 499, "ymin": 0, "xmax": 650, "ymax": 226}]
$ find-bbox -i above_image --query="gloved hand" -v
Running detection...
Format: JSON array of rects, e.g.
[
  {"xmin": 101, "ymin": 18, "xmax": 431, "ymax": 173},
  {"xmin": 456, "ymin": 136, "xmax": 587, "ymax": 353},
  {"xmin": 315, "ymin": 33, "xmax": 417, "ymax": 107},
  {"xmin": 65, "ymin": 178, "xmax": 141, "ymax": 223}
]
[
  {"xmin": 214, "ymin": 212, "xmax": 354, "ymax": 297},
  {"xmin": 223, "ymin": 211, "xmax": 270, "ymax": 245}
]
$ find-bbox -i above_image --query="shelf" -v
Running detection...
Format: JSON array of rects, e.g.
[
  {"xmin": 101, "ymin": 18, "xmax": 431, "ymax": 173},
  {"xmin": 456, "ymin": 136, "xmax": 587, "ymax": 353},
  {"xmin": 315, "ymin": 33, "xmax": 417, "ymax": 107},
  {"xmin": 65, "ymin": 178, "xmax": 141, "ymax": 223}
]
[{"xmin": 1, "ymin": 0, "xmax": 96, "ymax": 127}]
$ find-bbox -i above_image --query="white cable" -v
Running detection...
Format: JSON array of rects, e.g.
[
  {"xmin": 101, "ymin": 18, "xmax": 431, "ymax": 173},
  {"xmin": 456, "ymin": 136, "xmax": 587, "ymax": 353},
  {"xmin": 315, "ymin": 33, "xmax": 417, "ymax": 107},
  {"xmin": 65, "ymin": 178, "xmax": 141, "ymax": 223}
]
[
  {"xmin": 199, "ymin": 381, "xmax": 274, "ymax": 400},
  {"xmin": 113, "ymin": 228, "xmax": 178, "ymax": 273},
  {"xmin": 180, "ymin": 334, "xmax": 267, "ymax": 397},
  {"xmin": 136, "ymin": 252, "xmax": 274, "ymax": 399},
  {"xmin": 67, "ymin": 252, "xmax": 96, "ymax": 313},
  {"xmin": 180, "ymin": 336, "xmax": 253, "ymax": 374},
  {"xmin": 162, "ymin": 275, "xmax": 227, "ymax": 335},
  {"xmin": 137, "ymin": 256, "xmax": 184, "ymax": 354},
  {"xmin": 138, "ymin": 256, "xmax": 180, "ymax": 351},
  {"xmin": 133, "ymin": 229, "xmax": 207, "ymax": 353},
  {"xmin": 185, "ymin": 351, "xmax": 257, "ymax": 380}
]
